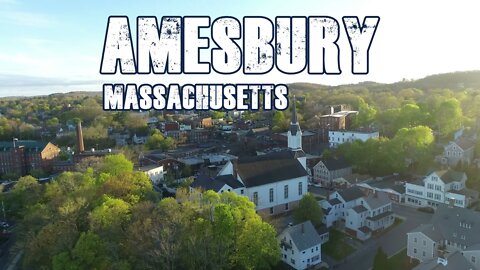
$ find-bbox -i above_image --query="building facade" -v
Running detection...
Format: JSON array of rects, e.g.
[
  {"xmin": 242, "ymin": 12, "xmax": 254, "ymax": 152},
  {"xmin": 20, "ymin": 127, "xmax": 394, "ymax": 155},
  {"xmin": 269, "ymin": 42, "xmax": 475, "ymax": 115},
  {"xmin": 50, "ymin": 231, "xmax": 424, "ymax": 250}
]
[
  {"xmin": 329, "ymin": 130, "xmax": 379, "ymax": 148},
  {"xmin": 279, "ymin": 221, "xmax": 323, "ymax": 270},
  {"xmin": 405, "ymin": 170, "xmax": 477, "ymax": 208},
  {"xmin": 0, "ymin": 140, "xmax": 60, "ymax": 176}
]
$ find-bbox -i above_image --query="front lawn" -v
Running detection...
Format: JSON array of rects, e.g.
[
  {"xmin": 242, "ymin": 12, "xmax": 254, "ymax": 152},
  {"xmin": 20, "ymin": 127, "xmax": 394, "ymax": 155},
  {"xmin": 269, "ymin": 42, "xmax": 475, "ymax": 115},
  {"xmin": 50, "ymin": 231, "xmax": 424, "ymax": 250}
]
[
  {"xmin": 322, "ymin": 229, "xmax": 356, "ymax": 261},
  {"xmin": 376, "ymin": 249, "xmax": 418, "ymax": 270}
]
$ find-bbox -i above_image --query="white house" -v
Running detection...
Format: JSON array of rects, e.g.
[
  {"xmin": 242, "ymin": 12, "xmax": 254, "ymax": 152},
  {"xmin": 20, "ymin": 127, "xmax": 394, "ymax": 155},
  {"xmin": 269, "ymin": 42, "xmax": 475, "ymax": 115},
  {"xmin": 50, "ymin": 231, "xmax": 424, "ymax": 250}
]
[
  {"xmin": 345, "ymin": 192, "xmax": 394, "ymax": 240},
  {"xmin": 438, "ymin": 137, "xmax": 475, "ymax": 166},
  {"xmin": 320, "ymin": 186, "xmax": 365, "ymax": 227},
  {"xmin": 328, "ymin": 130, "xmax": 379, "ymax": 148},
  {"xmin": 279, "ymin": 221, "xmax": 323, "ymax": 270},
  {"xmin": 407, "ymin": 205, "xmax": 480, "ymax": 269},
  {"xmin": 137, "ymin": 165, "xmax": 165, "ymax": 185},
  {"xmin": 405, "ymin": 170, "xmax": 478, "ymax": 208},
  {"xmin": 320, "ymin": 186, "xmax": 394, "ymax": 240},
  {"xmin": 192, "ymin": 98, "xmax": 308, "ymax": 215}
]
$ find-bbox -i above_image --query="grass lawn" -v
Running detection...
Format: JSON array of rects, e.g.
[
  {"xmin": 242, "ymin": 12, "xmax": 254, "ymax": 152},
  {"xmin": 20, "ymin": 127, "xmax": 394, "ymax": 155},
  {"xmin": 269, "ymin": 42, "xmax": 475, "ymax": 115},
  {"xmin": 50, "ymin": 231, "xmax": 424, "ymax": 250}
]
[
  {"xmin": 381, "ymin": 249, "xmax": 418, "ymax": 270},
  {"xmin": 322, "ymin": 229, "xmax": 356, "ymax": 261}
]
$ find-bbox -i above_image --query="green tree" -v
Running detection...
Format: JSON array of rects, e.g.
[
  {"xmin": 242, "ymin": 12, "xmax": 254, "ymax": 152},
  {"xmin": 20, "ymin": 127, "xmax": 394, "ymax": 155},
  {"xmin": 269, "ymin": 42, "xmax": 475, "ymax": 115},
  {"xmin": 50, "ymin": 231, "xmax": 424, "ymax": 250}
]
[
  {"xmin": 293, "ymin": 193, "xmax": 323, "ymax": 227},
  {"xmin": 100, "ymin": 154, "xmax": 133, "ymax": 176},
  {"xmin": 272, "ymin": 111, "xmax": 288, "ymax": 133}
]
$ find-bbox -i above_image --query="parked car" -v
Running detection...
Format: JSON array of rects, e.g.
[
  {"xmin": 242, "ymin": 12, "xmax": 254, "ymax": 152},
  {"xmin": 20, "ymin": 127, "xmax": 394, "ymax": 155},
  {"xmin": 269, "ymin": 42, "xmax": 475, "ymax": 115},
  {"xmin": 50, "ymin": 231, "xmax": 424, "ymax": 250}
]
[{"xmin": 0, "ymin": 222, "xmax": 9, "ymax": 229}]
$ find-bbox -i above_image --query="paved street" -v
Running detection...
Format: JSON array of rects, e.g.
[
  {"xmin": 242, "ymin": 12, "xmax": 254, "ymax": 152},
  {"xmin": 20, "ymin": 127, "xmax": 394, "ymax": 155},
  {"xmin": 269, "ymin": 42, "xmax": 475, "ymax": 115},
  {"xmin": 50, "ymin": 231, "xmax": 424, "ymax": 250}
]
[{"xmin": 333, "ymin": 204, "xmax": 432, "ymax": 270}]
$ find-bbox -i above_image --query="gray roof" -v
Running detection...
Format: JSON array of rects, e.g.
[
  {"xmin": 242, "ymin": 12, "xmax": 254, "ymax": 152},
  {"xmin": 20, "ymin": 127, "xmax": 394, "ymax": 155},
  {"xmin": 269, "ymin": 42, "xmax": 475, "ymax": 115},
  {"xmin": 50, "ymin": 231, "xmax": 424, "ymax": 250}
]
[
  {"xmin": 282, "ymin": 221, "xmax": 322, "ymax": 251},
  {"xmin": 363, "ymin": 192, "xmax": 391, "ymax": 210},
  {"xmin": 434, "ymin": 170, "xmax": 466, "ymax": 184},
  {"xmin": 319, "ymin": 157, "xmax": 351, "ymax": 171},
  {"xmin": 190, "ymin": 174, "xmax": 244, "ymax": 192},
  {"xmin": 453, "ymin": 137, "xmax": 475, "ymax": 151},
  {"xmin": 430, "ymin": 205, "xmax": 480, "ymax": 247},
  {"xmin": 413, "ymin": 251, "xmax": 475, "ymax": 270},
  {"xmin": 409, "ymin": 224, "xmax": 443, "ymax": 242},
  {"xmin": 352, "ymin": 205, "xmax": 368, "ymax": 213},
  {"xmin": 328, "ymin": 198, "xmax": 342, "ymax": 205},
  {"xmin": 236, "ymin": 151, "xmax": 307, "ymax": 187},
  {"xmin": 338, "ymin": 186, "xmax": 364, "ymax": 202},
  {"xmin": 410, "ymin": 205, "xmax": 480, "ymax": 248}
]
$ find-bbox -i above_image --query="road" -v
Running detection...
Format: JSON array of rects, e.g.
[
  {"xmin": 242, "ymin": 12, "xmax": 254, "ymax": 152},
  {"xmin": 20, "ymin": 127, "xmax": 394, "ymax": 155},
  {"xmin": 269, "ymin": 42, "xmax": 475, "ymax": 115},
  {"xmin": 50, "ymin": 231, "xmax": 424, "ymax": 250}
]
[{"xmin": 334, "ymin": 204, "xmax": 432, "ymax": 270}]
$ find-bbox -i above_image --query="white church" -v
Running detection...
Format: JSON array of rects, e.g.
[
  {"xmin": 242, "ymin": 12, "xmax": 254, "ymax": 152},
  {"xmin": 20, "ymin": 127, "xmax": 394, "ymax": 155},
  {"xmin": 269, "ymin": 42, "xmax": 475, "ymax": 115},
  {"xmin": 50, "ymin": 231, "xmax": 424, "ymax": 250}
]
[{"xmin": 190, "ymin": 96, "xmax": 309, "ymax": 215}]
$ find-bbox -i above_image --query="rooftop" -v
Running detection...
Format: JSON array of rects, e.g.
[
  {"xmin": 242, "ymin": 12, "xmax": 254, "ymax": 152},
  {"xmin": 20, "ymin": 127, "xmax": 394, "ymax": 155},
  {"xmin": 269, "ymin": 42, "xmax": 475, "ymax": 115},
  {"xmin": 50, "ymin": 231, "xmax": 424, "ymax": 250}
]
[{"xmin": 281, "ymin": 221, "xmax": 322, "ymax": 251}]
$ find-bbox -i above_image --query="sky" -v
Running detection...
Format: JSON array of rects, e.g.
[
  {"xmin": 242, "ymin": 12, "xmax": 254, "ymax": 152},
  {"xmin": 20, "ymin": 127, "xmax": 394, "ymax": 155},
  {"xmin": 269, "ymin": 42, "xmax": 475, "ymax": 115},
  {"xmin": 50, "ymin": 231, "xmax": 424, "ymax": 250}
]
[{"xmin": 0, "ymin": 0, "xmax": 479, "ymax": 96}]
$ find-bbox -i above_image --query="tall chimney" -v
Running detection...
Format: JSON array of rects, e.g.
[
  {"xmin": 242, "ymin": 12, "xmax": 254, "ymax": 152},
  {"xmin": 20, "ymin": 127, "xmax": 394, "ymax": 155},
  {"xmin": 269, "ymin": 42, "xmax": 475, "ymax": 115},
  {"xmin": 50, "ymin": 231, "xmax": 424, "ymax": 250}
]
[{"xmin": 76, "ymin": 121, "xmax": 85, "ymax": 153}]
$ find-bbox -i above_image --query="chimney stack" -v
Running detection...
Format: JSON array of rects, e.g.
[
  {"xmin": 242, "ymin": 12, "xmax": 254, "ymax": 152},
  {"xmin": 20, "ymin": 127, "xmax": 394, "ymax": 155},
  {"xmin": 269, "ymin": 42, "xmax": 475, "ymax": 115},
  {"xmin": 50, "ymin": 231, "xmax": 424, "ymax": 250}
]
[
  {"xmin": 301, "ymin": 223, "xmax": 305, "ymax": 234},
  {"xmin": 76, "ymin": 121, "xmax": 85, "ymax": 153}
]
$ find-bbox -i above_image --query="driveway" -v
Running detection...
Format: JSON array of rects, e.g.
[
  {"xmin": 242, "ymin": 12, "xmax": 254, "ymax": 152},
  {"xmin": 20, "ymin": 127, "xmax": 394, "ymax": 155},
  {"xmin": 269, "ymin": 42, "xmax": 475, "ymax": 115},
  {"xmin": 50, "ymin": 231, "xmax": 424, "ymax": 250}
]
[{"xmin": 333, "ymin": 204, "xmax": 432, "ymax": 270}]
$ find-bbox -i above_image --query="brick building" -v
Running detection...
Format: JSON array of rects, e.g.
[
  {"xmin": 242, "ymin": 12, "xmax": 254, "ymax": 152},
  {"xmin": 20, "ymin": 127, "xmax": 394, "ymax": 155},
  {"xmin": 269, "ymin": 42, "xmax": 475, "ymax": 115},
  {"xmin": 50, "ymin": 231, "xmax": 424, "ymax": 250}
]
[{"xmin": 0, "ymin": 140, "xmax": 60, "ymax": 176}]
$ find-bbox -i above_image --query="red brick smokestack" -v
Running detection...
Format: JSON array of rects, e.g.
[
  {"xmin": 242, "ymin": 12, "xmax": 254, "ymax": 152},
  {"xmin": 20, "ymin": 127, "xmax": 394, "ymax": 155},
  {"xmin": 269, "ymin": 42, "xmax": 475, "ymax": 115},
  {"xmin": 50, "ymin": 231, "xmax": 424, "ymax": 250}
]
[{"xmin": 76, "ymin": 121, "xmax": 85, "ymax": 153}]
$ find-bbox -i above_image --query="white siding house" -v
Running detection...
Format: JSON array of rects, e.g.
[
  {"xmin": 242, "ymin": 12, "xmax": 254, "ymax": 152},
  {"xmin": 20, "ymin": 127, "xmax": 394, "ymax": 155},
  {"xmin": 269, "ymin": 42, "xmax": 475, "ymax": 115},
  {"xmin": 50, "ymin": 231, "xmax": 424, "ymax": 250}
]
[
  {"xmin": 405, "ymin": 170, "xmax": 477, "ymax": 208},
  {"xmin": 279, "ymin": 221, "xmax": 323, "ymax": 270},
  {"xmin": 329, "ymin": 130, "xmax": 379, "ymax": 148}
]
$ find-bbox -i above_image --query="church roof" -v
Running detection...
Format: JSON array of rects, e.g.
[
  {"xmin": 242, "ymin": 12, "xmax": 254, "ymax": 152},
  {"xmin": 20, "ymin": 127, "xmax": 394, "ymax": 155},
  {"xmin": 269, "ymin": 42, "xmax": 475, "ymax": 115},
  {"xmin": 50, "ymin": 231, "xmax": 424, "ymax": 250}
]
[{"xmin": 236, "ymin": 150, "xmax": 307, "ymax": 187}]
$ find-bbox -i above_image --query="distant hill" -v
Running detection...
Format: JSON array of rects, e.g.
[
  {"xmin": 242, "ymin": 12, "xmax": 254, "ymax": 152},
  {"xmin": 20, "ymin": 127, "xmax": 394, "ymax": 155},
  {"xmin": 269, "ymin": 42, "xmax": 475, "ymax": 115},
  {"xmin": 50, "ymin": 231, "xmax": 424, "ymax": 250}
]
[
  {"xmin": 289, "ymin": 70, "xmax": 480, "ymax": 93},
  {"xmin": 2, "ymin": 70, "xmax": 480, "ymax": 100}
]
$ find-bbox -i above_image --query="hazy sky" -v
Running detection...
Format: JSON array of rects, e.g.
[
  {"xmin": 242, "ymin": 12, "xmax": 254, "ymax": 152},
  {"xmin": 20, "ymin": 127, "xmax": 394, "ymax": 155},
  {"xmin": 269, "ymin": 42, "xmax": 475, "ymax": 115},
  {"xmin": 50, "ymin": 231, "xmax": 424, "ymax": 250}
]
[{"xmin": 0, "ymin": 0, "xmax": 479, "ymax": 96}]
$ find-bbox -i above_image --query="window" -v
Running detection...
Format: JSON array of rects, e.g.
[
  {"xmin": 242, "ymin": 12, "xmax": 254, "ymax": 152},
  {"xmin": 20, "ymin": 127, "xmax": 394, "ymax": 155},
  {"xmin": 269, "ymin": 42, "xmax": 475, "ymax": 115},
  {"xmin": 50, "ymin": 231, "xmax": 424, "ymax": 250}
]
[
  {"xmin": 423, "ymin": 251, "xmax": 426, "ymax": 257},
  {"xmin": 414, "ymin": 237, "xmax": 417, "ymax": 243},
  {"xmin": 299, "ymin": 182, "xmax": 303, "ymax": 195},
  {"xmin": 434, "ymin": 194, "xmax": 441, "ymax": 200},
  {"xmin": 290, "ymin": 258, "xmax": 295, "ymax": 265},
  {"xmin": 414, "ymin": 248, "xmax": 417, "ymax": 254},
  {"xmin": 270, "ymin": 207, "xmax": 274, "ymax": 214},
  {"xmin": 241, "ymin": 189, "xmax": 244, "ymax": 195},
  {"xmin": 253, "ymin": 192, "xmax": 258, "ymax": 205},
  {"xmin": 472, "ymin": 256, "xmax": 476, "ymax": 263},
  {"xmin": 285, "ymin": 203, "xmax": 289, "ymax": 210},
  {"xmin": 269, "ymin": 188, "xmax": 274, "ymax": 203},
  {"xmin": 284, "ymin": 185, "xmax": 289, "ymax": 199}
]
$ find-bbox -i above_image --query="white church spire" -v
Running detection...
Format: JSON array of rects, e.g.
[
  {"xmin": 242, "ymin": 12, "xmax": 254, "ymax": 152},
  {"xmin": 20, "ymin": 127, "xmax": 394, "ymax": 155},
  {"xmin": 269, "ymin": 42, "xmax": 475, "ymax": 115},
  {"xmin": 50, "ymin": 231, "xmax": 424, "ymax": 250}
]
[{"xmin": 288, "ymin": 96, "xmax": 302, "ymax": 150}]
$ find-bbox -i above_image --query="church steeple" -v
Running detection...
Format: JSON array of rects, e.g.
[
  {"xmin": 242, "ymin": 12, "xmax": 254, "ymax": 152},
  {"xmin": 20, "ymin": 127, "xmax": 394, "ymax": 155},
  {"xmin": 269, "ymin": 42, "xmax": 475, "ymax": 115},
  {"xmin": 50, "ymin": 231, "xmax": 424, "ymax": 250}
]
[{"xmin": 288, "ymin": 96, "xmax": 302, "ymax": 150}]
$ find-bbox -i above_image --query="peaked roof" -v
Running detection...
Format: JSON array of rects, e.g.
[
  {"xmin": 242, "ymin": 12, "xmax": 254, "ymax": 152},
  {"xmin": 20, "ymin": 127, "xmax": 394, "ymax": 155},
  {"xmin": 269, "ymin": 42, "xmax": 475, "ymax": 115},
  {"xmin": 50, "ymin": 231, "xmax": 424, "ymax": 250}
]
[
  {"xmin": 410, "ymin": 205, "xmax": 480, "ymax": 248},
  {"xmin": 190, "ymin": 174, "xmax": 244, "ymax": 192},
  {"xmin": 338, "ymin": 186, "xmax": 364, "ymax": 202},
  {"xmin": 352, "ymin": 205, "xmax": 368, "ymax": 213},
  {"xmin": 433, "ymin": 170, "xmax": 466, "ymax": 184},
  {"xmin": 318, "ymin": 157, "xmax": 351, "ymax": 171},
  {"xmin": 236, "ymin": 151, "xmax": 307, "ymax": 187},
  {"xmin": 363, "ymin": 192, "xmax": 391, "ymax": 210},
  {"xmin": 409, "ymin": 224, "xmax": 443, "ymax": 242},
  {"xmin": 452, "ymin": 137, "xmax": 475, "ymax": 151},
  {"xmin": 282, "ymin": 221, "xmax": 322, "ymax": 251}
]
